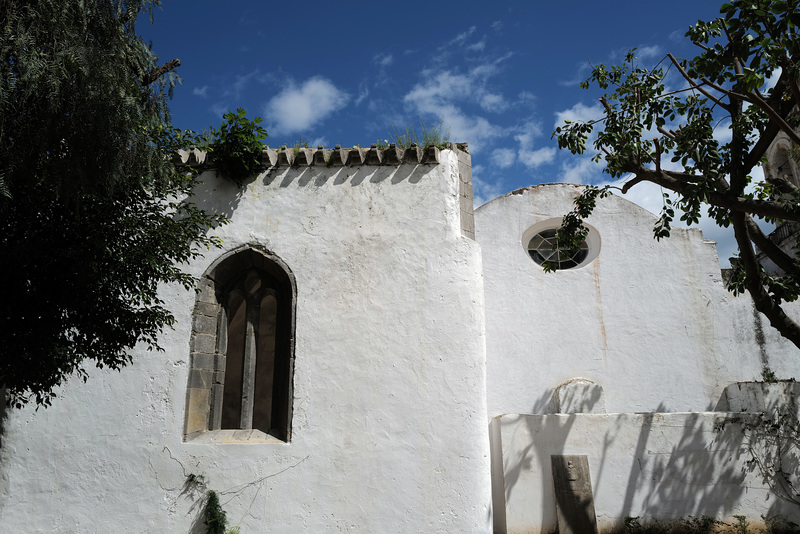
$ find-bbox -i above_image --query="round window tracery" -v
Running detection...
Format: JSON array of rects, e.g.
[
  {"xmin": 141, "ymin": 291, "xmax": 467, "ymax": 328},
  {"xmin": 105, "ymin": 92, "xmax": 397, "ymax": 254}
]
[{"xmin": 527, "ymin": 228, "xmax": 589, "ymax": 270}]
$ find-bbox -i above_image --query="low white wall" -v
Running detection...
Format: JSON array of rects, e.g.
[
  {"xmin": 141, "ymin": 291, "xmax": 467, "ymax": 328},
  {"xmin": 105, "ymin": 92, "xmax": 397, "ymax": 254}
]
[
  {"xmin": 494, "ymin": 411, "xmax": 800, "ymax": 533},
  {"xmin": 0, "ymin": 150, "xmax": 493, "ymax": 532}
]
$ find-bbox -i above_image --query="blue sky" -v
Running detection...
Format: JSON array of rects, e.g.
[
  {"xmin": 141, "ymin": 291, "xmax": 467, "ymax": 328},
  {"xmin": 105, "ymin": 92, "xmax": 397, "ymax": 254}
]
[{"xmin": 140, "ymin": 1, "xmax": 741, "ymax": 263}]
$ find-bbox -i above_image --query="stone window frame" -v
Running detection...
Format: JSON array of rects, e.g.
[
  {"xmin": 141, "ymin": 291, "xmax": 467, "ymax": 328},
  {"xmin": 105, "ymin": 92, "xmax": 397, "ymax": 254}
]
[{"xmin": 183, "ymin": 244, "xmax": 296, "ymax": 444}]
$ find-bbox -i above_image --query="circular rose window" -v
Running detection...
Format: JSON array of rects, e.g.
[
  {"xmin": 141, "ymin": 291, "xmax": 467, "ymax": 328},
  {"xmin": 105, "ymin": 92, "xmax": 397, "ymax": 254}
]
[{"xmin": 527, "ymin": 229, "xmax": 589, "ymax": 270}]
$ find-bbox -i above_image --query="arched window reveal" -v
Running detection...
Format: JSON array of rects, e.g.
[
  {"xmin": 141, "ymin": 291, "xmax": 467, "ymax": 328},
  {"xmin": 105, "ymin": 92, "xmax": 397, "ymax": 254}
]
[{"xmin": 184, "ymin": 247, "xmax": 295, "ymax": 443}]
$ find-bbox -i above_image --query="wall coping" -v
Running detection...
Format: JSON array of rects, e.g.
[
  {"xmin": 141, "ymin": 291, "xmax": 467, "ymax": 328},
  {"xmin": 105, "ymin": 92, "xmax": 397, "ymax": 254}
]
[{"xmin": 177, "ymin": 142, "xmax": 470, "ymax": 169}]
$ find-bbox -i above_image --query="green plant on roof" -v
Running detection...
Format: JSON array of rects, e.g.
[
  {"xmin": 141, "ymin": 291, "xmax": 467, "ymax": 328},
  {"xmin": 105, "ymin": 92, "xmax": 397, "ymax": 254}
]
[
  {"xmin": 208, "ymin": 108, "xmax": 268, "ymax": 187},
  {"xmin": 292, "ymin": 138, "xmax": 310, "ymax": 155},
  {"xmin": 389, "ymin": 120, "xmax": 450, "ymax": 149}
]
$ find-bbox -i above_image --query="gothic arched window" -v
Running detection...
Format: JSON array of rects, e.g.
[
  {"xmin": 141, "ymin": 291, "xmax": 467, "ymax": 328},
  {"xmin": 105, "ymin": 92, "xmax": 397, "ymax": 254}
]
[{"xmin": 184, "ymin": 246, "xmax": 295, "ymax": 443}]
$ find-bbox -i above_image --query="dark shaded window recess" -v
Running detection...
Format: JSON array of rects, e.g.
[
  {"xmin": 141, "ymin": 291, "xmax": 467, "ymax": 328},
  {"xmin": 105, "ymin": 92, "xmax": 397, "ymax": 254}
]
[{"xmin": 184, "ymin": 246, "xmax": 295, "ymax": 443}]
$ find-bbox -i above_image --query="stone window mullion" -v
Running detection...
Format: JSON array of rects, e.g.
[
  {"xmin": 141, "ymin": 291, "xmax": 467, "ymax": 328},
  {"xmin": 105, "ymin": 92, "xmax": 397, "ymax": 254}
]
[{"xmin": 239, "ymin": 292, "xmax": 261, "ymax": 429}]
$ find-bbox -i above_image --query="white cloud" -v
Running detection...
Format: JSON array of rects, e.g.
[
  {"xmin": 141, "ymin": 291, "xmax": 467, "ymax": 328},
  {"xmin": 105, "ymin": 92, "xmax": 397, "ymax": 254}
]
[
  {"xmin": 401, "ymin": 39, "xmax": 515, "ymax": 151},
  {"xmin": 558, "ymin": 61, "xmax": 592, "ymax": 87},
  {"xmin": 438, "ymin": 108, "xmax": 500, "ymax": 149},
  {"xmin": 470, "ymin": 52, "xmax": 512, "ymax": 78},
  {"xmin": 403, "ymin": 69, "xmax": 504, "ymax": 149},
  {"xmin": 636, "ymin": 45, "xmax": 662, "ymax": 60},
  {"xmin": 480, "ymin": 93, "xmax": 507, "ymax": 113},
  {"xmin": 447, "ymin": 26, "xmax": 477, "ymax": 48},
  {"xmin": 472, "ymin": 165, "xmax": 506, "ymax": 207},
  {"xmin": 355, "ymin": 84, "xmax": 369, "ymax": 107},
  {"xmin": 669, "ymin": 28, "xmax": 687, "ymax": 43},
  {"xmin": 222, "ymin": 69, "xmax": 262, "ymax": 99},
  {"xmin": 405, "ymin": 71, "xmax": 472, "ymax": 103},
  {"xmin": 373, "ymin": 53, "xmax": 393, "ymax": 67},
  {"xmin": 519, "ymin": 146, "xmax": 556, "ymax": 168},
  {"xmin": 515, "ymin": 123, "xmax": 556, "ymax": 169},
  {"xmin": 193, "ymin": 85, "xmax": 209, "ymax": 98},
  {"xmin": 554, "ymin": 101, "xmax": 605, "ymax": 129},
  {"xmin": 552, "ymin": 101, "xmax": 607, "ymax": 175},
  {"xmin": 467, "ymin": 39, "xmax": 486, "ymax": 52},
  {"xmin": 559, "ymin": 157, "xmax": 605, "ymax": 184},
  {"xmin": 764, "ymin": 66, "xmax": 782, "ymax": 93},
  {"xmin": 713, "ymin": 120, "xmax": 732, "ymax": 145},
  {"xmin": 491, "ymin": 20, "xmax": 503, "ymax": 31},
  {"xmin": 209, "ymin": 102, "xmax": 229, "ymax": 118},
  {"xmin": 265, "ymin": 77, "xmax": 349, "ymax": 135},
  {"xmin": 491, "ymin": 148, "xmax": 515, "ymax": 169}
]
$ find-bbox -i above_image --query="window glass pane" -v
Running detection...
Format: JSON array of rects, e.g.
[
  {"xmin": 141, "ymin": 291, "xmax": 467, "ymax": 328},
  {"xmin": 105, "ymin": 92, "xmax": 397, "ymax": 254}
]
[
  {"xmin": 539, "ymin": 228, "xmax": 557, "ymax": 239},
  {"xmin": 221, "ymin": 291, "xmax": 246, "ymax": 429},
  {"xmin": 528, "ymin": 229, "xmax": 591, "ymax": 270}
]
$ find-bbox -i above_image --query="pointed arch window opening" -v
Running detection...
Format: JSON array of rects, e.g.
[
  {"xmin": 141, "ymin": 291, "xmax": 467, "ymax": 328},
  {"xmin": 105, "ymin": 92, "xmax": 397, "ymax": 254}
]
[
  {"xmin": 221, "ymin": 268, "xmax": 283, "ymax": 435},
  {"xmin": 184, "ymin": 247, "xmax": 295, "ymax": 444}
]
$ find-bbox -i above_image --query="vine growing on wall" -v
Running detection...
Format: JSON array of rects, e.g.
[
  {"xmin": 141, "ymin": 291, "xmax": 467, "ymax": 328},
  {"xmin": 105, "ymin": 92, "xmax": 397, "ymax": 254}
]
[
  {"xmin": 715, "ymin": 388, "xmax": 800, "ymax": 512},
  {"xmin": 182, "ymin": 472, "xmax": 240, "ymax": 534},
  {"xmin": 204, "ymin": 490, "xmax": 228, "ymax": 534}
]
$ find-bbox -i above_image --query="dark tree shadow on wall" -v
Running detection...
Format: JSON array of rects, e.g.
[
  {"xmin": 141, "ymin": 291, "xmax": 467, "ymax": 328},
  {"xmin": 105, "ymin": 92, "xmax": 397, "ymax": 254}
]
[
  {"xmin": 0, "ymin": 387, "xmax": 7, "ymax": 452},
  {"xmin": 714, "ymin": 387, "xmax": 800, "ymax": 527},
  {"xmin": 190, "ymin": 170, "xmax": 245, "ymax": 222},
  {"xmin": 632, "ymin": 412, "xmax": 747, "ymax": 521},
  {"xmin": 492, "ymin": 389, "xmax": 590, "ymax": 533},
  {"xmin": 179, "ymin": 473, "xmax": 212, "ymax": 534},
  {"xmin": 491, "ymin": 390, "xmax": 800, "ymax": 533}
]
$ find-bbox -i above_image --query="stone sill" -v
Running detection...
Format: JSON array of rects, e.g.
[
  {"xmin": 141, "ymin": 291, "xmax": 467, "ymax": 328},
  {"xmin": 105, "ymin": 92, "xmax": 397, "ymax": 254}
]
[{"xmin": 184, "ymin": 429, "xmax": 287, "ymax": 445}]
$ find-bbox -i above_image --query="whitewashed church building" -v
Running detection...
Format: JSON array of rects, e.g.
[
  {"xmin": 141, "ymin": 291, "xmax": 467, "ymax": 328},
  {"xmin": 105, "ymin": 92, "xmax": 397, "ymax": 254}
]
[{"xmin": 1, "ymin": 143, "xmax": 799, "ymax": 533}]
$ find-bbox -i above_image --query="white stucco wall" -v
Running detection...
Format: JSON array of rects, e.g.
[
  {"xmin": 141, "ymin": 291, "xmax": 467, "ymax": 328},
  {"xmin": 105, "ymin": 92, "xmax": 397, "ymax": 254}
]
[
  {"xmin": 0, "ymin": 150, "xmax": 492, "ymax": 532},
  {"xmin": 494, "ymin": 410, "xmax": 800, "ymax": 534},
  {"xmin": 476, "ymin": 184, "xmax": 800, "ymax": 418}
]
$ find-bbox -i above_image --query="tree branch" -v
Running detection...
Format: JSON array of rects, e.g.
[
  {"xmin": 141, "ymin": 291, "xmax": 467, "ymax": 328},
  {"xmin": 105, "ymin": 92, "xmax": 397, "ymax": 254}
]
[
  {"xmin": 666, "ymin": 53, "xmax": 731, "ymax": 111},
  {"xmin": 657, "ymin": 127, "xmax": 676, "ymax": 140},
  {"xmin": 142, "ymin": 59, "xmax": 181, "ymax": 86},
  {"xmin": 745, "ymin": 215, "xmax": 800, "ymax": 275},
  {"xmin": 766, "ymin": 174, "xmax": 800, "ymax": 195},
  {"xmin": 698, "ymin": 74, "xmax": 800, "ymax": 147},
  {"xmin": 743, "ymin": 87, "xmax": 794, "ymax": 171},
  {"xmin": 623, "ymin": 164, "xmax": 800, "ymax": 222},
  {"xmin": 653, "ymin": 138, "xmax": 662, "ymax": 174},
  {"xmin": 732, "ymin": 212, "xmax": 800, "ymax": 349},
  {"xmin": 748, "ymin": 90, "xmax": 800, "ymax": 146},
  {"xmin": 621, "ymin": 176, "xmax": 646, "ymax": 194}
]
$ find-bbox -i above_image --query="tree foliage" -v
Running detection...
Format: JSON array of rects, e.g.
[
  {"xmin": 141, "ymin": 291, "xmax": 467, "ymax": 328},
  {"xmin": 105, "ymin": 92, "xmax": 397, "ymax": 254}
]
[
  {"xmin": 207, "ymin": 108, "xmax": 268, "ymax": 187},
  {"xmin": 554, "ymin": 0, "xmax": 800, "ymax": 349},
  {"xmin": 0, "ymin": 0, "xmax": 229, "ymax": 407}
]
